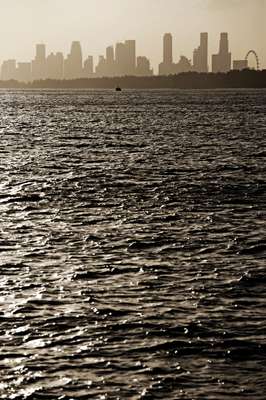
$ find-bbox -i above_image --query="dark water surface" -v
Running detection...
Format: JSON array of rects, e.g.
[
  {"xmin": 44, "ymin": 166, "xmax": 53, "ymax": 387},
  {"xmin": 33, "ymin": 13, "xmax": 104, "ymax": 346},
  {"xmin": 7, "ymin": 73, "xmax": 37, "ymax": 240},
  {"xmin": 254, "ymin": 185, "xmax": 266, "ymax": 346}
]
[{"xmin": 0, "ymin": 89, "xmax": 265, "ymax": 399}]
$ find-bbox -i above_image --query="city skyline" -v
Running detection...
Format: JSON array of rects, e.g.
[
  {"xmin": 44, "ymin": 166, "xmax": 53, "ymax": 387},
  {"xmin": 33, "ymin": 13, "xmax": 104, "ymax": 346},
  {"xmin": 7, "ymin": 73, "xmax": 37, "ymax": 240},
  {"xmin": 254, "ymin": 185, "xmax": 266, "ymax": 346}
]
[
  {"xmin": 0, "ymin": 31, "xmax": 262, "ymax": 82},
  {"xmin": 0, "ymin": 0, "xmax": 265, "ymax": 71}
]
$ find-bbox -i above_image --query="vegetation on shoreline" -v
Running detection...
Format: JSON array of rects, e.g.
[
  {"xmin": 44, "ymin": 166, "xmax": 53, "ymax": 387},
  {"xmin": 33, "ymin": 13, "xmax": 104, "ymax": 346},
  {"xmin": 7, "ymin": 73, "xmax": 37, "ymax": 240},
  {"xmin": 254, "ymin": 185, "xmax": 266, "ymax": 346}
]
[{"xmin": 0, "ymin": 70, "xmax": 265, "ymax": 89}]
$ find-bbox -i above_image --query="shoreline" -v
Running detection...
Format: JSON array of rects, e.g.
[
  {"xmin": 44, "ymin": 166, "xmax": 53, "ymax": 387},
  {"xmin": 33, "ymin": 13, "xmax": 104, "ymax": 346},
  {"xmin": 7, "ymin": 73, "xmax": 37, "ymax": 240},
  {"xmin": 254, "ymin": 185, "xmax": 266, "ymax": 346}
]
[{"xmin": 0, "ymin": 70, "xmax": 265, "ymax": 90}]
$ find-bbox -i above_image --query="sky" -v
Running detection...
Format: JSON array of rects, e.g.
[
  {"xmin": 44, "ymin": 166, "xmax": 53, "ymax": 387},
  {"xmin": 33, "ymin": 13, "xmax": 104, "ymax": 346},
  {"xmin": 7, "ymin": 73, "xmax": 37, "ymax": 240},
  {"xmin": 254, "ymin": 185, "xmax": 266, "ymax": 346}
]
[{"xmin": 0, "ymin": 0, "xmax": 265, "ymax": 72}]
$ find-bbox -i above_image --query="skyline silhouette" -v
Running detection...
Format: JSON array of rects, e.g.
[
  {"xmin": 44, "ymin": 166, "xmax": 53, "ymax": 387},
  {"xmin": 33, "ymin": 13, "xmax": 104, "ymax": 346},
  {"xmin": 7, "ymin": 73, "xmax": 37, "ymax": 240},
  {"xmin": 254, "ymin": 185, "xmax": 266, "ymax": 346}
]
[
  {"xmin": 0, "ymin": 1, "xmax": 265, "ymax": 71},
  {"xmin": 0, "ymin": 32, "xmax": 262, "ymax": 82}
]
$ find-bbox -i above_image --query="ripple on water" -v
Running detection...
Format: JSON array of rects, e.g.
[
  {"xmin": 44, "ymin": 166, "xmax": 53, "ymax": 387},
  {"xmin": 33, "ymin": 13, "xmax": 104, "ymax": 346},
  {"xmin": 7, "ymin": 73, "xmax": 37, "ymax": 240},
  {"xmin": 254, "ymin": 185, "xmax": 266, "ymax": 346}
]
[{"xmin": 0, "ymin": 89, "xmax": 265, "ymax": 399}]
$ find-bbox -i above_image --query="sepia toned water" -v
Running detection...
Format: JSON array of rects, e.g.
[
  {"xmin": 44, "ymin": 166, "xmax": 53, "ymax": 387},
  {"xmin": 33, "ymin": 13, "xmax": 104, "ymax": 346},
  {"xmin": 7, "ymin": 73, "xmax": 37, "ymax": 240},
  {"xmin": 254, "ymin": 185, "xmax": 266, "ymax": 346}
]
[{"xmin": 0, "ymin": 89, "xmax": 265, "ymax": 400}]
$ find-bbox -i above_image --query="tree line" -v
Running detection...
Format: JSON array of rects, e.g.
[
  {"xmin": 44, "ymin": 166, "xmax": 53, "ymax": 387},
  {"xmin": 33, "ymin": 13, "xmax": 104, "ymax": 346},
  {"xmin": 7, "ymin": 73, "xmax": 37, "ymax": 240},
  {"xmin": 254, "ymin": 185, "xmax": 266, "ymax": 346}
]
[{"xmin": 0, "ymin": 70, "xmax": 265, "ymax": 89}]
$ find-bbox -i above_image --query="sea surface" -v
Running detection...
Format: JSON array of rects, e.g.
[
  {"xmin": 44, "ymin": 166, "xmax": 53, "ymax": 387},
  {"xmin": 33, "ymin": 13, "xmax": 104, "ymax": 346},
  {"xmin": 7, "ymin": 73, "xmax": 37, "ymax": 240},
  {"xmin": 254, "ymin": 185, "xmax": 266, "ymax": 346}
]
[{"xmin": 0, "ymin": 89, "xmax": 265, "ymax": 400}]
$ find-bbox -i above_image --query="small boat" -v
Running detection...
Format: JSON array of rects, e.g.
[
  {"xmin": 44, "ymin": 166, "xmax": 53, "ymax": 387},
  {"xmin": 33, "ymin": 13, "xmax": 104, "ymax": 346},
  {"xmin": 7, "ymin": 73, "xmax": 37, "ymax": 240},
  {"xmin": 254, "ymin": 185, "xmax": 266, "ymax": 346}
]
[{"xmin": 115, "ymin": 86, "xmax": 122, "ymax": 92}]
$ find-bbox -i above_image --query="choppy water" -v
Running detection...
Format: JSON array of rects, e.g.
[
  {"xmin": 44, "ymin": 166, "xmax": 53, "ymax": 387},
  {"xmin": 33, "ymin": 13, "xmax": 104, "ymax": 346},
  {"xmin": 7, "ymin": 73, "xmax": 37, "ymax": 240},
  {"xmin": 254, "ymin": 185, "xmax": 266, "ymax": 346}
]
[{"xmin": 0, "ymin": 89, "xmax": 265, "ymax": 400}]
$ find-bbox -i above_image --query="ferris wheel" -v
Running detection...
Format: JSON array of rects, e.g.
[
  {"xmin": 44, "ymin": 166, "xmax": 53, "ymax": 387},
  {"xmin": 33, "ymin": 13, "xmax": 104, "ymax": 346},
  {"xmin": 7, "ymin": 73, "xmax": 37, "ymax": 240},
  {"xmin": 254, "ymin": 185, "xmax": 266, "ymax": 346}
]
[{"xmin": 245, "ymin": 50, "xmax": 260, "ymax": 70}]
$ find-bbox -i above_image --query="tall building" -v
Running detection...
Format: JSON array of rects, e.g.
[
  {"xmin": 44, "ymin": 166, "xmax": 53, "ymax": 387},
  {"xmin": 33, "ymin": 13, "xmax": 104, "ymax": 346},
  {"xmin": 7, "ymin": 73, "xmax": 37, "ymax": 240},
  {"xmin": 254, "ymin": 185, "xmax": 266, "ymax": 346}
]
[
  {"xmin": 115, "ymin": 42, "xmax": 126, "ymax": 76},
  {"xmin": 159, "ymin": 33, "xmax": 175, "ymax": 75},
  {"xmin": 163, "ymin": 33, "xmax": 173, "ymax": 64},
  {"xmin": 1, "ymin": 60, "xmax": 17, "ymax": 80},
  {"xmin": 105, "ymin": 46, "xmax": 115, "ymax": 76},
  {"xmin": 64, "ymin": 41, "xmax": 83, "ymax": 79},
  {"xmin": 36, "ymin": 43, "xmax": 46, "ymax": 60},
  {"xmin": 212, "ymin": 33, "xmax": 231, "ymax": 73},
  {"xmin": 136, "ymin": 56, "xmax": 153, "ymax": 76},
  {"xmin": 16, "ymin": 62, "xmax": 32, "ymax": 82},
  {"xmin": 124, "ymin": 40, "xmax": 136, "ymax": 75},
  {"xmin": 83, "ymin": 56, "xmax": 94, "ymax": 77},
  {"xmin": 193, "ymin": 32, "xmax": 208, "ymax": 73},
  {"xmin": 113, "ymin": 40, "xmax": 136, "ymax": 76},
  {"xmin": 175, "ymin": 56, "xmax": 192, "ymax": 74},
  {"xmin": 95, "ymin": 55, "xmax": 106, "ymax": 77},
  {"xmin": 219, "ymin": 32, "xmax": 229, "ymax": 54},
  {"xmin": 32, "ymin": 44, "xmax": 46, "ymax": 80},
  {"xmin": 106, "ymin": 46, "xmax": 115, "ymax": 65},
  {"xmin": 115, "ymin": 43, "xmax": 128, "ymax": 76},
  {"xmin": 46, "ymin": 52, "xmax": 64, "ymax": 79}
]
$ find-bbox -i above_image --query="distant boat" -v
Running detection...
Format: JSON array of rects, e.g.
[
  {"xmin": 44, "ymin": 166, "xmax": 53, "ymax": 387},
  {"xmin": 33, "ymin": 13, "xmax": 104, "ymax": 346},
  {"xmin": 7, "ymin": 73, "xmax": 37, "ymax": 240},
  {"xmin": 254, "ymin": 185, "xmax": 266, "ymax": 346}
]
[{"xmin": 115, "ymin": 86, "xmax": 122, "ymax": 92}]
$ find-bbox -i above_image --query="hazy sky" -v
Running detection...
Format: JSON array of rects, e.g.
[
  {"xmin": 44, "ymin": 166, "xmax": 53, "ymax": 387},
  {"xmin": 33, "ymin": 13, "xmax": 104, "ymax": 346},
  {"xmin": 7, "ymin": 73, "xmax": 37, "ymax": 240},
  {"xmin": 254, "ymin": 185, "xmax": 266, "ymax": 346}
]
[{"xmin": 0, "ymin": 0, "xmax": 265, "ymax": 71}]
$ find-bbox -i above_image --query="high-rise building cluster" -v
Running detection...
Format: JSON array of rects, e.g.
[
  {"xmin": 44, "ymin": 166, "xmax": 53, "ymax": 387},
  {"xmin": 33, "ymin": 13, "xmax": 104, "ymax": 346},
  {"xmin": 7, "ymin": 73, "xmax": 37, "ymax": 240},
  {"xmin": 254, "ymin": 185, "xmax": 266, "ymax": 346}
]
[
  {"xmin": 95, "ymin": 40, "xmax": 153, "ymax": 77},
  {"xmin": 159, "ymin": 32, "xmax": 238, "ymax": 76},
  {"xmin": 0, "ymin": 40, "xmax": 153, "ymax": 82},
  {"xmin": 159, "ymin": 33, "xmax": 193, "ymax": 75},
  {"xmin": 0, "ymin": 33, "xmax": 255, "ymax": 82}
]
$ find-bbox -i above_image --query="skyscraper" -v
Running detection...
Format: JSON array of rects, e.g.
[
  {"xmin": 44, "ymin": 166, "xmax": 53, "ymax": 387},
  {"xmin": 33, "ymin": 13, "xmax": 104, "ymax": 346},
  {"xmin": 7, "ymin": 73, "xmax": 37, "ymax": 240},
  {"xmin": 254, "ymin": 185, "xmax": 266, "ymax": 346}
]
[
  {"xmin": 163, "ymin": 33, "xmax": 173, "ymax": 65},
  {"xmin": 136, "ymin": 56, "xmax": 153, "ymax": 76},
  {"xmin": 124, "ymin": 40, "xmax": 136, "ymax": 75},
  {"xmin": 95, "ymin": 55, "xmax": 106, "ymax": 77},
  {"xmin": 115, "ymin": 42, "xmax": 126, "ymax": 76},
  {"xmin": 105, "ymin": 46, "xmax": 115, "ymax": 76},
  {"xmin": 201, "ymin": 32, "xmax": 208, "ymax": 72},
  {"xmin": 46, "ymin": 52, "xmax": 64, "ymax": 79},
  {"xmin": 1, "ymin": 60, "xmax": 17, "ymax": 80},
  {"xmin": 106, "ymin": 46, "xmax": 115, "ymax": 65},
  {"xmin": 212, "ymin": 33, "xmax": 231, "ymax": 73},
  {"xmin": 36, "ymin": 44, "xmax": 46, "ymax": 60},
  {"xmin": 175, "ymin": 56, "xmax": 192, "ymax": 74},
  {"xmin": 114, "ymin": 40, "xmax": 137, "ymax": 76},
  {"xmin": 64, "ymin": 41, "xmax": 83, "ymax": 79},
  {"xmin": 159, "ymin": 33, "xmax": 176, "ymax": 75},
  {"xmin": 32, "ymin": 44, "xmax": 46, "ymax": 80},
  {"xmin": 83, "ymin": 56, "xmax": 94, "ymax": 77},
  {"xmin": 193, "ymin": 33, "xmax": 208, "ymax": 73},
  {"xmin": 16, "ymin": 62, "xmax": 32, "ymax": 82},
  {"xmin": 219, "ymin": 33, "xmax": 229, "ymax": 54}
]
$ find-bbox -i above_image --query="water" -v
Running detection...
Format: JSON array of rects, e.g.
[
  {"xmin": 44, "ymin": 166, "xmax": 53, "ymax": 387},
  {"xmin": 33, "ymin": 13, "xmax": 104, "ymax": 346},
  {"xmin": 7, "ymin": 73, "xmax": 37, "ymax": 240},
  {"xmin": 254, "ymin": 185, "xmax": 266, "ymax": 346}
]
[{"xmin": 0, "ymin": 89, "xmax": 265, "ymax": 399}]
